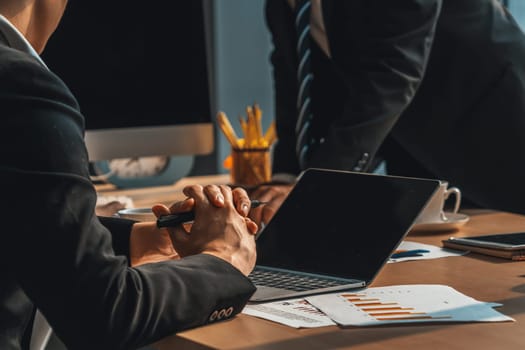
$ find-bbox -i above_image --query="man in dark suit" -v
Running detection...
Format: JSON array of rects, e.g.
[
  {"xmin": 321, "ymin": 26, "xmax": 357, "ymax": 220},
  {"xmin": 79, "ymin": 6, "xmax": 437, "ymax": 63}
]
[
  {"xmin": 0, "ymin": 1, "xmax": 257, "ymax": 349},
  {"xmin": 250, "ymin": 0, "xmax": 525, "ymax": 225}
]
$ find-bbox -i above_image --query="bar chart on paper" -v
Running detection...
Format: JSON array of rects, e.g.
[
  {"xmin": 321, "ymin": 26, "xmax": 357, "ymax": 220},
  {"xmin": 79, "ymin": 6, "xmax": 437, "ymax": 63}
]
[
  {"xmin": 341, "ymin": 291, "xmax": 452, "ymax": 322},
  {"xmin": 305, "ymin": 285, "xmax": 514, "ymax": 326}
]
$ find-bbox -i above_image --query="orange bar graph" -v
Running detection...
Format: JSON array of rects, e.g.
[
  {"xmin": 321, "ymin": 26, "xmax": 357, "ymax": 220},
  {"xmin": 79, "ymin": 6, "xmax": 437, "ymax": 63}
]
[
  {"xmin": 369, "ymin": 311, "xmax": 426, "ymax": 316},
  {"xmin": 362, "ymin": 307, "xmax": 414, "ymax": 312},
  {"xmin": 342, "ymin": 292, "xmax": 452, "ymax": 322}
]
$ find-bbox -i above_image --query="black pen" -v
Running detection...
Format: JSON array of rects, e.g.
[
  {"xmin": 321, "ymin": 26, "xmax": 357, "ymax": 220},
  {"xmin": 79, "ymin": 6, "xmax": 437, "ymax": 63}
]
[
  {"xmin": 156, "ymin": 200, "xmax": 267, "ymax": 228},
  {"xmin": 390, "ymin": 249, "xmax": 430, "ymax": 259}
]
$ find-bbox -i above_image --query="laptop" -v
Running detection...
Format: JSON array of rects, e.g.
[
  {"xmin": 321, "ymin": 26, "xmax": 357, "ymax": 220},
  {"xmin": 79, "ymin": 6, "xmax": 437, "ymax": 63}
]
[{"xmin": 248, "ymin": 168, "xmax": 440, "ymax": 302}]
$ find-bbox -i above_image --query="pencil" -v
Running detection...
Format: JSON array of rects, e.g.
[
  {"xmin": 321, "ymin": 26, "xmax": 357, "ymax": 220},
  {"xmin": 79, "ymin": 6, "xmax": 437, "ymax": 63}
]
[
  {"xmin": 245, "ymin": 105, "xmax": 256, "ymax": 147},
  {"xmin": 217, "ymin": 111, "xmax": 240, "ymax": 148},
  {"xmin": 253, "ymin": 103, "xmax": 264, "ymax": 146},
  {"xmin": 264, "ymin": 120, "xmax": 277, "ymax": 146}
]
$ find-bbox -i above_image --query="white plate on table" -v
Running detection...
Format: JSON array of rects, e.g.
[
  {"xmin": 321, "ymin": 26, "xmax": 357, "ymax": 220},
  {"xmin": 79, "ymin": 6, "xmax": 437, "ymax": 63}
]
[{"xmin": 411, "ymin": 212, "xmax": 470, "ymax": 233}]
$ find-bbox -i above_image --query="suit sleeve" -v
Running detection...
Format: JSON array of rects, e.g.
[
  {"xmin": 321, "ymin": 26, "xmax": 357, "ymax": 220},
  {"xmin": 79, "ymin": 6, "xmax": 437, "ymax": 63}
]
[
  {"xmin": 0, "ymin": 52, "xmax": 255, "ymax": 349},
  {"xmin": 266, "ymin": 0, "xmax": 443, "ymax": 172},
  {"xmin": 98, "ymin": 216, "xmax": 136, "ymax": 259}
]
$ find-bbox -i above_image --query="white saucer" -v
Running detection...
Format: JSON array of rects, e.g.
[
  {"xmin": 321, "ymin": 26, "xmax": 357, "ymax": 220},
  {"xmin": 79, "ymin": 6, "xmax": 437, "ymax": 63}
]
[{"xmin": 411, "ymin": 212, "xmax": 470, "ymax": 233}]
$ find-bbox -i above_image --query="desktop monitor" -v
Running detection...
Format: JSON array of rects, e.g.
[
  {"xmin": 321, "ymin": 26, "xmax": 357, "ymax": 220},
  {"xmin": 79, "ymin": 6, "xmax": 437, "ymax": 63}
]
[{"xmin": 41, "ymin": 1, "xmax": 215, "ymax": 186}]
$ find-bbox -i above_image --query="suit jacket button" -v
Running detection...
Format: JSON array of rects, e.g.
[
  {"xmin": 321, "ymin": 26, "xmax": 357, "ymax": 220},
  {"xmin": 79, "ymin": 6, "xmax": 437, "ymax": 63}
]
[
  {"xmin": 209, "ymin": 310, "xmax": 219, "ymax": 322},
  {"xmin": 218, "ymin": 309, "xmax": 227, "ymax": 319},
  {"xmin": 353, "ymin": 152, "xmax": 370, "ymax": 171},
  {"xmin": 225, "ymin": 307, "xmax": 234, "ymax": 317}
]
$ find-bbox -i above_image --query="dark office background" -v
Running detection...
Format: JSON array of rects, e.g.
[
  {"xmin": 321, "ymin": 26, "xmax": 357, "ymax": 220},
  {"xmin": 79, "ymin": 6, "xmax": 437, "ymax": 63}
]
[{"xmin": 40, "ymin": 0, "xmax": 525, "ymax": 181}]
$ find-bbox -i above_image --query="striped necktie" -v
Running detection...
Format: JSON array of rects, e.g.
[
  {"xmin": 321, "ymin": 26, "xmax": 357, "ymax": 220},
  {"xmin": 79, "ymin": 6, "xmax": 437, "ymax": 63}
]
[{"xmin": 294, "ymin": 0, "xmax": 313, "ymax": 169}]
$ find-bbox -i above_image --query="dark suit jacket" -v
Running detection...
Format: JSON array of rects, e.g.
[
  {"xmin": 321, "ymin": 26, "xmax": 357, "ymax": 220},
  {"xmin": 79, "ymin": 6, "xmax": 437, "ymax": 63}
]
[
  {"xmin": 0, "ymin": 41, "xmax": 255, "ymax": 349},
  {"xmin": 266, "ymin": 0, "xmax": 525, "ymax": 214}
]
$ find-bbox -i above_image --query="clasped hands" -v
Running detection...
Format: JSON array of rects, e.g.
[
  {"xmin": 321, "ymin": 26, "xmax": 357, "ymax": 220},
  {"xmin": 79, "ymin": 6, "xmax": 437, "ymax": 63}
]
[{"xmin": 130, "ymin": 185, "xmax": 258, "ymax": 276}]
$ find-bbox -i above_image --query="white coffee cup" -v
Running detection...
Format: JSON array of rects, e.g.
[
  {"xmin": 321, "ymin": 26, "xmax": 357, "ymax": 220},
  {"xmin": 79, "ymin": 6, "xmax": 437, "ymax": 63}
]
[
  {"xmin": 415, "ymin": 180, "xmax": 461, "ymax": 224},
  {"xmin": 117, "ymin": 207, "xmax": 156, "ymax": 222}
]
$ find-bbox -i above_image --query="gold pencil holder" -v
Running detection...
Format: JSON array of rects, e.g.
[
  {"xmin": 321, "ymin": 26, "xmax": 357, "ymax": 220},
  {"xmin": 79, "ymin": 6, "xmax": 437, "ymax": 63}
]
[{"xmin": 230, "ymin": 147, "xmax": 271, "ymax": 187}]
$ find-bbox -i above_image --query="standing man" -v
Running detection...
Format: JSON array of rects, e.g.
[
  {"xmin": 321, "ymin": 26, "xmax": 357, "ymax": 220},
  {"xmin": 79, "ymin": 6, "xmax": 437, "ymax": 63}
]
[{"xmin": 250, "ymin": 0, "xmax": 525, "ymax": 225}]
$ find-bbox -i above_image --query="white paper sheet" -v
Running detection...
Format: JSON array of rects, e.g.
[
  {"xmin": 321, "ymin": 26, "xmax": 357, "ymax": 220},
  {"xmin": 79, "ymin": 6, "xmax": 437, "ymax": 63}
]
[
  {"xmin": 306, "ymin": 284, "xmax": 514, "ymax": 326},
  {"xmin": 242, "ymin": 298, "xmax": 335, "ymax": 328}
]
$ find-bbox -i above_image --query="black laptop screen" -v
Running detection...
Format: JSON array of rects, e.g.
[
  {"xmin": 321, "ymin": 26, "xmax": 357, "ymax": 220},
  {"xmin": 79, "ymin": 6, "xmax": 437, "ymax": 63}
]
[{"xmin": 256, "ymin": 169, "xmax": 439, "ymax": 283}]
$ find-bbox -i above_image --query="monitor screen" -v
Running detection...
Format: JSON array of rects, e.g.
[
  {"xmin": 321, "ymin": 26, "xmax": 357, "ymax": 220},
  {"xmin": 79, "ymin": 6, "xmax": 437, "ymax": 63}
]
[{"xmin": 41, "ymin": 1, "xmax": 214, "ymax": 161}]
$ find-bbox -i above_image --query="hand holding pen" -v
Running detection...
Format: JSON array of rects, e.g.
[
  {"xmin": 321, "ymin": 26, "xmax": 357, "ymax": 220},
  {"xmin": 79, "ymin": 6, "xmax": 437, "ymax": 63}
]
[
  {"xmin": 157, "ymin": 199, "xmax": 267, "ymax": 228},
  {"xmin": 150, "ymin": 184, "xmax": 258, "ymax": 275}
]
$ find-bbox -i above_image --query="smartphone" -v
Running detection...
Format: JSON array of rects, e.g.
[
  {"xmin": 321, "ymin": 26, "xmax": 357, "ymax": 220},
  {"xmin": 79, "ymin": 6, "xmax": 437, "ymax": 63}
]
[{"xmin": 447, "ymin": 232, "xmax": 525, "ymax": 250}]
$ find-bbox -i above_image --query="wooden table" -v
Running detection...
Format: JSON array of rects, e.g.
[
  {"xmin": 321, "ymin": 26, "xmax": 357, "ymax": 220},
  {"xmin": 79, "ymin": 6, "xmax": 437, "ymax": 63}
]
[
  {"xmin": 99, "ymin": 177, "xmax": 525, "ymax": 349},
  {"xmin": 95, "ymin": 174, "xmax": 231, "ymax": 208}
]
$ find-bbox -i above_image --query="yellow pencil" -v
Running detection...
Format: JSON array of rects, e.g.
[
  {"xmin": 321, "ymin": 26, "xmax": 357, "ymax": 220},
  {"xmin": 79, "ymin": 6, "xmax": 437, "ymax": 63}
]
[
  {"xmin": 245, "ymin": 105, "xmax": 256, "ymax": 147},
  {"xmin": 217, "ymin": 111, "xmax": 240, "ymax": 148},
  {"xmin": 238, "ymin": 115, "xmax": 248, "ymax": 141},
  {"xmin": 253, "ymin": 103, "xmax": 264, "ymax": 147},
  {"xmin": 264, "ymin": 120, "xmax": 277, "ymax": 146}
]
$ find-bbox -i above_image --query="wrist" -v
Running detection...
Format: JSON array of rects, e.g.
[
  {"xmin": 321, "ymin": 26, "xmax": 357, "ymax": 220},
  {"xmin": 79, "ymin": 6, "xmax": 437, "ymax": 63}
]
[
  {"xmin": 202, "ymin": 251, "xmax": 252, "ymax": 276},
  {"xmin": 130, "ymin": 222, "xmax": 179, "ymax": 266}
]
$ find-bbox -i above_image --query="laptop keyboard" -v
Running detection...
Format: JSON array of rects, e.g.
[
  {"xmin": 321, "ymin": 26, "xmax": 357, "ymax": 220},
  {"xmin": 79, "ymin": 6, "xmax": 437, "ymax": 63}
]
[{"xmin": 249, "ymin": 267, "xmax": 350, "ymax": 292}]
